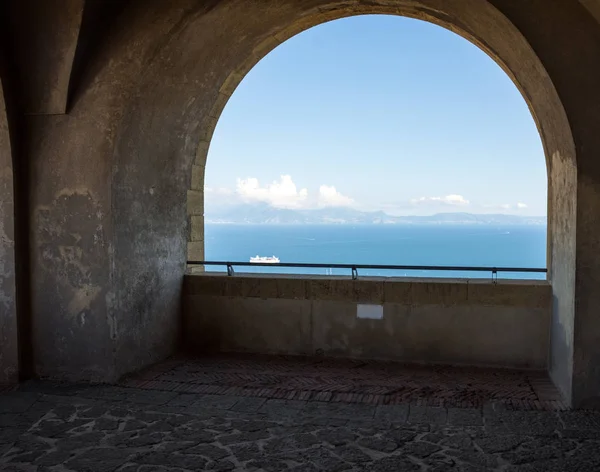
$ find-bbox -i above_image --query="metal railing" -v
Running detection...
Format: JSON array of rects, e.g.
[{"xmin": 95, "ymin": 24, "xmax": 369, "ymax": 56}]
[{"xmin": 188, "ymin": 260, "xmax": 547, "ymax": 282}]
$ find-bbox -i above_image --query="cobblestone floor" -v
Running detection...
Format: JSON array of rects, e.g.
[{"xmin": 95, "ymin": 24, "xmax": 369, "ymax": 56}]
[
  {"xmin": 0, "ymin": 358, "xmax": 600, "ymax": 472},
  {"xmin": 2, "ymin": 379, "xmax": 600, "ymax": 471}
]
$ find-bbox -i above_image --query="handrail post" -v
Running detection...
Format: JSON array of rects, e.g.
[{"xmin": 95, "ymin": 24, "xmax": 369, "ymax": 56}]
[
  {"xmin": 227, "ymin": 263, "xmax": 235, "ymax": 276},
  {"xmin": 352, "ymin": 267, "xmax": 358, "ymax": 280},
  {"xmin": 492, "ymin": 268, "xmax": 497, "ymax": 284}
]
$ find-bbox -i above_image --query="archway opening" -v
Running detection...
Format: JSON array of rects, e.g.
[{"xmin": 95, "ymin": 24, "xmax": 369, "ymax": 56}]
[
  {"xmin": 95, "ymin": 0, "xmax": 576, "ymax": 401},
  {"xmin": 198, "ymin": 15, "xmax": 547, "ymax": 280}
]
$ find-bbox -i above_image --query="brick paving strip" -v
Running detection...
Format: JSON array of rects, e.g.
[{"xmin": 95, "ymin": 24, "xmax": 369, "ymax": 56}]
[{"xmin": 119, "ymin": 354, "xmax": 566, "ymax": 411}]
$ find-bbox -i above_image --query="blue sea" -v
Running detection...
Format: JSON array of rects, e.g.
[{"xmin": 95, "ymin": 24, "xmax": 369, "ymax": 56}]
[{"xmin": 204, "ymin": 224, "xmax": 547, "ymax": 280}]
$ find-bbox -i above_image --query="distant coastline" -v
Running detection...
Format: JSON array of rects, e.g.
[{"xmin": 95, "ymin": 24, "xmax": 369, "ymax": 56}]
[{"xmin": 205, "ymin": 204, "xmax": 546, "ymax": 226}]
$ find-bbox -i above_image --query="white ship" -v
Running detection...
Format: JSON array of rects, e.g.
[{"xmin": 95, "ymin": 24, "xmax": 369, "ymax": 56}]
[{"xmin": 249, "ymin": 255, "xmax": 280, "ymax": 264}]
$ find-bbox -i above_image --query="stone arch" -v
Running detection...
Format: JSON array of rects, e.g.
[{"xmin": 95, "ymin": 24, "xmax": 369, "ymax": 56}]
[
  {"xmin": 28, "ymin": 0, "xmax": 600, "ymax": 406},
  {"xmin": 177, "ymin": 2, "xmax": 577, "ymax": 403}
]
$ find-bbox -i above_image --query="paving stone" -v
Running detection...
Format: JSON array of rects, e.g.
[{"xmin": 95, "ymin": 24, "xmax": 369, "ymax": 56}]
[
  {"xmin": 0, "ymin": 414, "xmax": 26, "ymax": 428},
  {"xmin": 192, "ymin": 395, "xmax": 240, "ymax": 410},
  {"xmin": 374, "ymin": 404, "xmax": 409, "ymax": 423},
  {"xmin": 231, "ymin": 419, "xmax": 278, "ymax": 432},
  {"xmin": 357, "ymin": 437, "xmax": 398, "ymax": 453},
  {"xmin": 4, "ymin": 450, "xmax": 46, "ymax": 463},
  {"xmin": 474, "ymin": 434, "xmax": 524, "ymax": 453},
  {"xmin": 447, "ymin": 449, "xmax": 500, "ymax": 469},
  {"xmin": 145, "ymin": 421, "xmax": 175, "ymax": 434},
  {"xmin": 264, "ymin": 433, "xmax": 320, "ymax": 453},
  {"xmin": 408, "ymin": 406, "xmax": 447, "ymax": 425},
  {"xmin": 126, "ymin": 432, "xmax": 166, "ymax": 448},
  {"xmin": 218, "ymin": 430, "xmax": 270, "ymax": 445},
  {"xmin": 560, "ymin": 410, "xmax": 600, "ymax": 430},
  {"xmin": 503, "ymin": 445, "xmax": 563, "ymax": 465},
  {"xmin": 447, "ymin": 408, "xmax": 482, "ymax": 426},
  {"xmin": 79, "ymin": 405, "xmax": 110, "ymax": 419},
  {"xmin": 166, "ymin": 394, "xmax": 200, "ymax": 407},
  {"xmin": 138, "ymin": 451, "xmax": 207, "ymax": 469},
  {"xmin": 316, "ymin": 428, "xmax": 357, "ymax": 446},
  {"xmin": 383, "ymin": 427, "xmax": 418, "ymax": 445},
  {"xmin": 122, "ymin": 391, "xmax": 179, "ymax": 406},
  {"xmin": 495, "ymin": 411, "xmax": 562, "ymax": 436},
  {"xmin": 299, "ymin": 417, "xmax": 348, "ymax": 428},
  {"xmin": 10, "ymin": 436, "xmax": 51, "ymax": 453},
  {"xmin": 207, "ymin": 459, "xmax": 236, "ymax": 470},
  {"xmin": 402, "ymin": 440, "xmax": 442, "ymax": 458},
  {"xmin": 36, "ymin": 418, "xmax": 91, "ymax": 438},
  {"xmin": 123, "ymin": 419, "xmax": 147, "ymax": 431},
  {"xmin": 80, "ymin": 387, "xmax": 134, "ymax": 402},
  {"xmin": 259, "ymin": 400, "xmax": 307, "ymax": 418},
  {"xmin": 171, "ymin": 427, "xmax": 217, "ymax": 443},
  {"xmin": 35, "ymin": 450, "xmax": 76, "ymax": 467},
  {"xmin": 290, "ymin": 465, "xmax": 319, "ymax": 472},
  {"xmin": 185, "ymin": 444, "xmax": 229, "ymax": 460},
  {"xmin": 247, "ymin": 457, "xmax": 291, "ymax": 471},
  {"xmin": 153, "ymin": 440, "xmax": 194, "ymax": 453},
  {"xmin": 51, "ymin": 404, "xmax": 77, "ymax": 420},
  {"xmin": 115, "ymin": 465, "xmax": 139, "ymax": 472},
  {"xmin": 56, "ymin": 431, "xmax": 105, "ymax": 451},
  {"xmin": 94, "ymin": 417, "xmax": 120, "ymax": 431},
  {"xmin": 230, "ymin": 397, "xmax": 266, "ymax": 413},
  {"xmin": 66, "ymin": 447, "xmax": 134, "ymax": 472},
  {"xmin": 439, "ymin": 433, "xmax": 473, "ymax": 450},
  {"xmin": 370, "ymin": 456, "xmax": 420, "ymax": 471},
  {"xmin": 17, "ymin": 381, "xmax": 83, "ymax": 397},
  {"xmin": 303, "ymin": 402, "xmax": 375, "ymax": 420},
  {"xmin": 165, "ymin": 415, "xmax": 194, "ymax": 427},
  {"xmin": 108, "ymin": 407, "xmax": 131, "ymax": 418},
  {"xmin": 229, "ymin": 443, "xmax": 262, "ymax": 462},
  {"xmin": 0, "ymin": 393, "xmax": 39, "ymax": 414},
  {"xmin": 133, "ymin": 412, "xmax": 166, "ymax": 424},
  {"xmin": 333, "ymin": 445, "xmax": 372, "ymax": 463}
]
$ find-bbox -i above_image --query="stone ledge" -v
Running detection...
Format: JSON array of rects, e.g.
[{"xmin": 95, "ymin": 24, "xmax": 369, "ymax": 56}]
[{"xmin": 184, "ymin": 273, "xmax": 551, "ymax": 309}]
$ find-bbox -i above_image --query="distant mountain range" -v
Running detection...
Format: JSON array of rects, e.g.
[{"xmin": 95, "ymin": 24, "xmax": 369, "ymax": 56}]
[{"xmin": 205, "ymin": 204, "xmax": 546, "ymax": 225}]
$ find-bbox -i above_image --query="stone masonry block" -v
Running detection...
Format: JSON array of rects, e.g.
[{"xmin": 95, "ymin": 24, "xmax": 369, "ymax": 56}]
[
  {"xmin": 190, "ymin": 165, "xmax": 205, "ymax": 190},
  {"xmin": 187, "ymin": 190, "xmax": 204, "ymax": 216},
  {"xmin": 190, "ymin": 215, "xmax": 204, "ymax": 242},
  {"xmin": 187, "ymin": 241, "xmax": 204, "ymax": 262}
]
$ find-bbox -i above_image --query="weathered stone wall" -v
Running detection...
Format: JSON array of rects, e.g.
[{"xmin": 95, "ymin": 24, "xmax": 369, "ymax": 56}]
[
  {"xmin": 25, "ymin": 1, "xmax": 198, "ymax": 381},
  {"xmin": 0, "ymin": 77, "xmax": 17, "ymax": 383},
  {"xmin": 489, "ymin": 0, "xmax": 600, "ymax": 408},
  {"xmin": 7, "ymin": 0, "xmax": 83, "ymax": 115},
  {"xmin": 184, "ymin": 274, "xmax": 552, "ymax": 369}
]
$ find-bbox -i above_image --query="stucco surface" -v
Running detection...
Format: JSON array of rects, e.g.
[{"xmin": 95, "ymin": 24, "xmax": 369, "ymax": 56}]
[{"xmin": 184, "ymin": 275, "xmax": 551, "ymax": 370}]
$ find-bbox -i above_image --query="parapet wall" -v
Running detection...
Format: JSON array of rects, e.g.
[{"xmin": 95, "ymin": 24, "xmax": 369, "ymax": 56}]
[{"xmin": 183, "ymin": 274, "xmax": 552, "ymax": 370}]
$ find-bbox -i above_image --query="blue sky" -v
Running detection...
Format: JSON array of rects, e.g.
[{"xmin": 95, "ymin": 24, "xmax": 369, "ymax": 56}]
[{"xmin": 205, "ymin": 15, "xmax": 546, "ymax": 217}]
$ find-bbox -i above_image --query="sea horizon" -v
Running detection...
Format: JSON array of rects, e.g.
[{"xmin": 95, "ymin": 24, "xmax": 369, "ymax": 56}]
[{"xmin": 204, "ymin": 223, "xmax": 547, "ymax": 280}]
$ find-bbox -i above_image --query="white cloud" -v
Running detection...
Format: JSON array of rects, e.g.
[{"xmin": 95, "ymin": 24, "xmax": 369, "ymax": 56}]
[
  {"xmin": 410, "ymin": 194, "xmax": 470, "ymax": 206},
  {"xmin": 497, "ymin": 202, "xmax": 528, "ymax": 211},
  {"xmin": 205, "ymin": 187, "xmax": 233, "ymax": 195},
  {"xmin": 318, "ymin": 185, "xmax": 354, "ymax": 208},
  {"xmin": 236, "ymin": 175, "xmax": 309, "ymax": 209}
]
